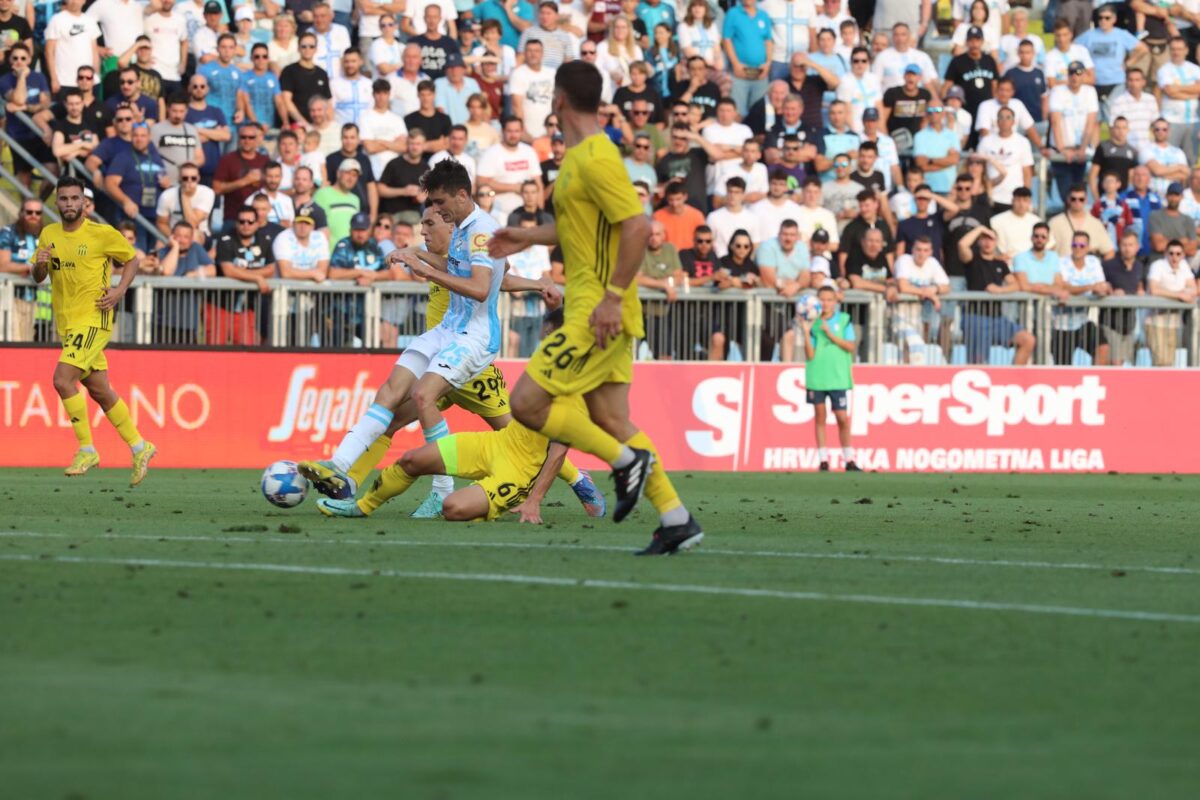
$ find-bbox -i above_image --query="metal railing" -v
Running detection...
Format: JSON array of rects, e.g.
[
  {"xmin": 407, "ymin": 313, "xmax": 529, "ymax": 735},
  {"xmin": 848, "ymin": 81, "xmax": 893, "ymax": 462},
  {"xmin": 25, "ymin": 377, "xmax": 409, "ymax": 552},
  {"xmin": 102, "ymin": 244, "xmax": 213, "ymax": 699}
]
[{"xmin": 2, "ymin": 274, "xmax": 1199, "ymax": 367}]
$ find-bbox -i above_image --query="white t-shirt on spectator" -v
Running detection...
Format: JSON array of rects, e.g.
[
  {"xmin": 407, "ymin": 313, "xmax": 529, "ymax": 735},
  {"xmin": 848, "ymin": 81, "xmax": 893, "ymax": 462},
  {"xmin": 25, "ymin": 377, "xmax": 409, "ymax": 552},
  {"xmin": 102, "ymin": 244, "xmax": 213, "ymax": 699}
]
[
  {"xmin": 193, "ymin": 25, "xmax": 220, "ymax": 62},
  {"xmin": 762, "ymin": 0, "xmax": 817, "ymax": 64},
  {"xmin": 872, "ymin": 47, "xmax": 937, "ymax": 92},
  {"xmin": 895, "ymin": 253, "xmax": 949, "ymax": 287},
  {"xmin": 714, "ymin": 162, "xmax": 769, "ymax": 199},
  {"xmin": 751, "ymin": 198, "xmax": 805, "ymax": 244},
  {"xmin": 144, "ymin": 11, "xmax": 188, "ymax": 82},
  {"xmin": 974, "ymin": 98, "xmax": 1035, "ymax": 134},
  {"xmin": 87, "ymin": 0, "xmax": 145, "ymax": 58},
  {"xmin": 1055, "ymin": 255, "xmax": 1105, "ymax": 330},
  {"xmin": 706, "ymin": 205, "xmax": 760, "ymax": 258},
  {"xmin": 676, "ymin": 22, "xmax": 722, "ymax": 66},
  {"xmin": 45, "ymin": 11, "xmax": 102, "ymax": 89},
  {"xmin": 508, "ymin": 64, "xmax": 557, "ymax": 138},
  {"xmin": 274, "ymin": 230, "xmax": 331, "ymax": 269},
  {"xmin": 998, "ymin": 33, "xmax": 1044, "ymax": 73},
  {"xmin": 836, "ymin": 71, "xmax": 883, "ymax": 132},
  {"xmin": 1044, "ymin": 44, "xmax": 1092, "ymax": 85},
  {"xmin": 359, "ymin": 108, "xmax": 409, "ymax": 178},
  {"xmin": 429, "ymin": 149, "xmax": 477, "ymax": 184},
  {"xmin": 156, "ymin": 185, "xmax": 215, "ymax": 238},
  {"xmin": 1138, "ymin": 141, "xmax": 1189, "ymax": 197},
  {"xmin": 313, "ymin": 23, "xmax": 353, "ymax": 80},
  {"xmin": 369, "ymin": 38, "xmax": 404, "ymax": 74},
  {"xmin": 703, "ymin": 121, "xmax": 754, "ymax": 152},
  {"xmin": 1148, "ymin": 258, "xmax": 1195, "ymax": 292},
  {"xmin": 405, "ymin": 0, "xmax": 457, "ymax": 36},
  {"xmin": 794, "ymin": 204, "xmax": 839, "ymax": 247},
  {"xmin": 1107, "ymin": 90, "xmax": 1160, "ymax": 151},
  {"xmin": 506, "ymin": 245, "xmax": 551, "ymax": 317},
  {"xmin": 1157, "ymin": 61, "xmax": 1200, "ymax": 124},
  {"xmin": 952, "ymin": 0, "xmax": 1008, "ymax": 43},
  {"xmin": 477, "ymin": 142, "xmax": 542, "ymax": 216},
  {"xmin": 388, "ymin": 72, "xmax": 427, "ymax": 116},
  {"xmin": 249, "ymin": 190, "xmax": 296, "ymax": 226},
  {"xmin": 331, "ymin": 75, "xmax": 374, "ymax": 126},
  {"xmin": 976, "ymin": 131, "xmax": 1034, "ymax": 205},
  {"xmin": 1048, "ymin": 84, "xmax": 1098, "ymax": 150},
  {"xmin": 950, "ymin": 21, "xmax": 1001, "ymax": 57}
]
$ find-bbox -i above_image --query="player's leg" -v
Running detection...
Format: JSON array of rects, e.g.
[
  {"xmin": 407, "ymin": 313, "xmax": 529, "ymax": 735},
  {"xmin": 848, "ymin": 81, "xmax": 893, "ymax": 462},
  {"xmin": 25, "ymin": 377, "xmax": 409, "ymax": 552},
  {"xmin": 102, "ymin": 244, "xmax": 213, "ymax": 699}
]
[
  {"xmin": 52, "ymin": 359, "xmax": 99, "ymax": 476},
  {"xmin": 832, "ymin": 394, "xmax": 858, "ymax": 471},
  {"xmin": 81, "ymin": 368, "xmax": 157, "ymax": 486},
  {"xmin": 811, "ymin": 392, "xmax": 829, "ymax": 470},
  {"xmin": 440, "ymin": 485, "xmax": 491, "ymax": 522},
  {"xmin": 320, "ymin": 440, "xmax": 449, "ymax": 518},
  {"xmin": 407, "ymin": 371, "xmax": 460, "ymax": 517}
]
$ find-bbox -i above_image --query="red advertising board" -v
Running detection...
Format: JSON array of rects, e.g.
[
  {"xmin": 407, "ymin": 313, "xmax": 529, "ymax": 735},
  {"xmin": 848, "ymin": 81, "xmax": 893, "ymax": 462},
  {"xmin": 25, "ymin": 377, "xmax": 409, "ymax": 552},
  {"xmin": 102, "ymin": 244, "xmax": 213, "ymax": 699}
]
[{"xmin": 2, "ymin": 347, "xmax": 1198, "ymax": 472}]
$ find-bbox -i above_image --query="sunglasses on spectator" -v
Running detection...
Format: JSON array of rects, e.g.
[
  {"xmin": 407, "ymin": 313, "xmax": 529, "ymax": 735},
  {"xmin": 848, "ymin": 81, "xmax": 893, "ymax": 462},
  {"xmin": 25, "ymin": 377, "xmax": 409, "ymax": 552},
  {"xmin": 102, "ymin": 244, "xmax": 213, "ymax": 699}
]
[
  {"xmin": 631, "ymin": 110, "xmax": 650, "ymax": 116},
  {"xmin": 238, "ymin": 218, "xmax": 258, "ymax": 225},
  {"xmin": 581, "ymin": 48, "xmax": 596, "ymax": 55},
  {"xmin": 191, "ymin": 84, "xmax": 208, "ymax": 91},
  {"xmin": 381, "ymin": 21, "xmax": 396, "ymax": 27},
  {"xmin": 253, "ymin": 54, "xmax": 269, "ymax": 59},
  {"xmin": 955, "ymin": 184, "xmax": 972, "ymax": 191},
  {"xmin": 115, "ymin": 115, "xmax": 134, "ymax": 123},
  {"xmin": 852, "ymin": 58, "xmax": 869, "ymax": 64},
  {"xmin": 784, "ymin": 144, "xmax": 801, "ymax": 150},
  {"xmin": 1071, "ymin": 242, "xmax": 1088, "ymax": 249},
  {"xmin": 927, "ymin": 106, "xmax": 943, "ymax": 113},
  {"xmin": 634, "ymin": 143, "xmax": 650, "ymax": 149},
  {"xmin": 240, "ymin": 133, "xmax": 259, "ymax": 140},
  {"xmin": 22, "ymin": 209, "xmax": 42, "ymax": 216},
  {"xmin": 834, "ymin": 160, "xmax": 850, "ymax": 167},
  {"xmin": 78, "ymin": 74, "xmax": 95, "ymax": 80},
  {"xmin": 181, "ymin": 175, "xmax": 200, "ymax": 182},
  {"xmin": 121, "ymin": 79, "xmax": 138, "ymax": 85},
  {"xmin": 731, "ymin": 243, "xmax": 751, "ymax": 249},
  {"xmin": 695, "ymin": 238, "xmax": 713, "ymax": 244},
  {"xmin": 1069, "ymin": 195, "xmax": 1086, "ymax": 202},
  {"xmin": 299, "ymin": 43, "xmax": 316, "ymax": 49},
  {"xmin": 1099, "ymin": 13, "xmax": 1114, "ymax": 20}
]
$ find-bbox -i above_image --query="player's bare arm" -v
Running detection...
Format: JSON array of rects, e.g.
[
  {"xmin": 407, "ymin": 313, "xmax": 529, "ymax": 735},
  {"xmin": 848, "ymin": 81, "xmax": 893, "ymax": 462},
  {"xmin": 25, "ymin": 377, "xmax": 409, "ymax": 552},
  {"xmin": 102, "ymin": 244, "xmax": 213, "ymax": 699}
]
[
  {"xmin": 510, "ymin": 441, "xmax": 571, "ymax": 524},
  {"xmin": 501, "ymin": 272, "xmax": 563, "ymax": 309},
  {"xmin": 98, "ymin": 255, "xmax": 141, "ymax": 310},
  {"xmin": 590, "ymin": 212, "xmax": 651, "ymax": 348},
  {"xmin": 398, "ymin": 252, "xmax": 492, "ymax": 301},
  {"xmin": 32, "ymin": 242, "xmax": 53, "ymax": 283},
  {"xmin": 389, "ymin": 247, "xmax": 449, "ymax": 273},
  {"xmin": 487, "ymin": 222, "xmax": 558, "ymax": 258}
]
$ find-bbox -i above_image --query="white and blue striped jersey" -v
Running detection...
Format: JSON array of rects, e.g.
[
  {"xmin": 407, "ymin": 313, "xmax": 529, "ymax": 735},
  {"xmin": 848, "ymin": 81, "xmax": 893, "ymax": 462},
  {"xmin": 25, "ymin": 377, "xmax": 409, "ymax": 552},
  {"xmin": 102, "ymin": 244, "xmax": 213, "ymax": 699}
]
[{"xmin": 440, "ymin": 204, "xmax": 504, "ymax": 351}]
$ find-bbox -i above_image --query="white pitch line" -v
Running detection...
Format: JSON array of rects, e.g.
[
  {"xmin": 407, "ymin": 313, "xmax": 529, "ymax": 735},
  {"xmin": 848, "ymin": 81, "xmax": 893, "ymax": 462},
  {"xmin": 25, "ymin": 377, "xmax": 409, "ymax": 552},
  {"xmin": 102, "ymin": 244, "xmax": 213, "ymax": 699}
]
[
  {"xmin": 1, "ymin": 552, "xmax": 1197, "ymax": 625},
  {"xmin": 2, "ymin": 530, "xmax": 1199, "ymax": 577}
]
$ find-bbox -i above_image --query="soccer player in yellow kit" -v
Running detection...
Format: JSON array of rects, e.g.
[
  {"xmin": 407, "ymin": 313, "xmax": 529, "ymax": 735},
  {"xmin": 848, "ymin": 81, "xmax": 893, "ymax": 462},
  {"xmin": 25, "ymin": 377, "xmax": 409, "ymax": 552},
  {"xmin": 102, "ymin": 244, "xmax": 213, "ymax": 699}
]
[
  {"xmin": 331, "ymin": 206, "xmax": 606, "ymax": 519},
  {"xmin": 31, "ymin": 177, "xmax": 156, "ymax": 484},
  {"xmin": 488, "ymin": 61, "xmax": 702, "ymax": 555}
]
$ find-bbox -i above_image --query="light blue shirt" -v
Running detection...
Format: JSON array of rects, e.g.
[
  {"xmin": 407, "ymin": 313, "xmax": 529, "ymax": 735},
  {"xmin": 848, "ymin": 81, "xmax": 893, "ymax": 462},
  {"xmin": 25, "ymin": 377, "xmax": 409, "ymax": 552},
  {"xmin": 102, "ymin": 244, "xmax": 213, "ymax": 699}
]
[
  {"xmin": 637, "ymin": 2, "xmax": 676, "ymax": 36},
  {"xmin": 723, "ymin": 5, "xmax": 774, "ymax": 68},
  {"xmin": 756, "ymin": 237, "xmax": 810, "ymax": 280},
  {"xmin": 198, "ymin": 62, "xmax": 243, "ymax": 130},
  {"xmin": 913, "ymin": 126, "xmax": 960, "ymax": 193},
  {"xmin": 241, "ymin": 70, "xmax": 280, "ymax": 128},
  {"xmin": 1012, "ymin": 249, "xmax": 1059, "ymax": 285},
  {"xmin": 434, "ymin": 75, "xmax": 481, "ymax": 126},
  {"xmin": 444, "ymin": 206, "xmax": 504, "ymax": 350},
  {"xmin": 1075, "ymin": 27, "xmax": 1139, "ymax": 87}
]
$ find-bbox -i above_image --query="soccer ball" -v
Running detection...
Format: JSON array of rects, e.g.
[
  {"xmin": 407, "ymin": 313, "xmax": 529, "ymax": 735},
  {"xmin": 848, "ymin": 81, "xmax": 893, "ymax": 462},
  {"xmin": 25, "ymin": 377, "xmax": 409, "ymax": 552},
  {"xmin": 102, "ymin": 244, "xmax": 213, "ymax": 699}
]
[
  {"xmin": 795, "ymin": 293, "xmax": 823, "ymax": 322},
  {"xmin": 261, "ymin": 460, "xmax": 309, "ymax": 508}
]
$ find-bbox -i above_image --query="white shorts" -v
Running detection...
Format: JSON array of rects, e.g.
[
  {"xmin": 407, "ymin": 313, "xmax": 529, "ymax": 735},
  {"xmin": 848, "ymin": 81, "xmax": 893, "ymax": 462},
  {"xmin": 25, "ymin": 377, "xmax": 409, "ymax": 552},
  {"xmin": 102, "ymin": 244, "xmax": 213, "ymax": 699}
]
[{"xmin": 395, "ymin": 326, "xmax": 496, "ymax": 389}]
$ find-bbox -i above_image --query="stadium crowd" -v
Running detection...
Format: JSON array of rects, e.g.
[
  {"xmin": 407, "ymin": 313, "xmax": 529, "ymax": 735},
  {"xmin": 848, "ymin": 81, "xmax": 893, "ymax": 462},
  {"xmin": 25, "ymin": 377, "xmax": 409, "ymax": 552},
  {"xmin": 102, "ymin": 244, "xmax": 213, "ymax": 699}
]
[{"xmin": 0, "ymin": 0, "xmax": 1199, "ymax": 365}]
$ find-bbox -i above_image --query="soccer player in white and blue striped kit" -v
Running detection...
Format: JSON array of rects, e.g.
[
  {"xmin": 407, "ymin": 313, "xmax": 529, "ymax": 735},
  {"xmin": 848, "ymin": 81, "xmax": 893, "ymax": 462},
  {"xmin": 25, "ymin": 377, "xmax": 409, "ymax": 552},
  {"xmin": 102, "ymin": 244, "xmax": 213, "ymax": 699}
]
[{"xmin": 299, "ymin": 159, "xmax": 505, "ymax": 500}]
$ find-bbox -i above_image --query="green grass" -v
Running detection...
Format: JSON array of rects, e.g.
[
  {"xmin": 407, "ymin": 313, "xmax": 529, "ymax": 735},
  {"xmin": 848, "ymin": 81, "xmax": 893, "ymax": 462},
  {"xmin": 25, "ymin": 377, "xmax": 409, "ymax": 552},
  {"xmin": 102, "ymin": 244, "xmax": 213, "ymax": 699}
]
[{"xmin": 2, "ymin": 469, "xmax": 1199, "ymax": 799}]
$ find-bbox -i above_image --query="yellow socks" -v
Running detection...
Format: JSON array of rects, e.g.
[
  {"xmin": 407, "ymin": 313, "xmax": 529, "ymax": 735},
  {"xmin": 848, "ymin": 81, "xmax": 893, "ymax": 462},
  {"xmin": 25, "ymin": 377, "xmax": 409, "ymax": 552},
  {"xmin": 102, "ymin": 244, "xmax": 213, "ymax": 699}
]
[
  {"xmin": 349, "ymin": 434, "xmax": 392, "ymax": 488},
  {"xmin": 543, "ymin": 397, "xmax": 622, "ymax": 464},
  {"xmin": 62, "ymin": 392, "xmax": 93, "ymax": 449},
  {"xmin": 624, "ymin": 430, "xmax": 683, "ymax": 516},
  {"xmin": 557, "ymin": 456, "xmax": 581, "ymax": 485},
  {"xmin": 104, "ymin": 398, "xmax": 143, "ymax": 450},
  {"xmin": 357, "ymin": 462, "xmax": 417, "ymax": 515}
]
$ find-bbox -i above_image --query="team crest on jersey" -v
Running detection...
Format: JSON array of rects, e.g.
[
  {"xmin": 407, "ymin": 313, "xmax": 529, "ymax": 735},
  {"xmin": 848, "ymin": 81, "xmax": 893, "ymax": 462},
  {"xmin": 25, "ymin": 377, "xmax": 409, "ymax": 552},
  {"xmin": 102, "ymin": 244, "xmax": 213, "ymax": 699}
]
[
  {"xmin": 470, "ymin": 233, "xmax": 488, "ymax": 253},
  {"xmin": 77, "ymin": 244, "xmax": 87, "ymax": 257}
]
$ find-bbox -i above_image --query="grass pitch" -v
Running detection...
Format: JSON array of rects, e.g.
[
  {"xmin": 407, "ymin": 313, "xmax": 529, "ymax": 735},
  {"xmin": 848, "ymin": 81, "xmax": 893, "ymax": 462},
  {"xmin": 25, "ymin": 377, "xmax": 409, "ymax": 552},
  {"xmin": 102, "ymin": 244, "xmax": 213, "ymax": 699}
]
[{"xmin": 2, "ymin": 468, "xmax": 1199, "ymax": 799}]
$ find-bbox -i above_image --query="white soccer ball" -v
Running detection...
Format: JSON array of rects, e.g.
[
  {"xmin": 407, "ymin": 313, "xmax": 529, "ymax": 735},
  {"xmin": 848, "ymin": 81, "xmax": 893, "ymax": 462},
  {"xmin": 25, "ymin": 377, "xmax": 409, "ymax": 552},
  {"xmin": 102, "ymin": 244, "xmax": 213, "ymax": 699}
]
[
  {"xmin": 261, "ymin": 460, "xmax": 309, "ymax": 508},
  {"xmin": 795, "ymin": 293, "xmax": 823, "ymax": 322}
]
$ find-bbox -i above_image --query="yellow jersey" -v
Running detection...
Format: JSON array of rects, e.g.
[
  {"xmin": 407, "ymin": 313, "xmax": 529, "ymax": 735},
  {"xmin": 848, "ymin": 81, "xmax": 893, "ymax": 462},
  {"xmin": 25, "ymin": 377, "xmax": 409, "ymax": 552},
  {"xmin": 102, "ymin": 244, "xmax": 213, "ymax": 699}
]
[
  {"xmin": 496, "ymin": 394, "xmax": 587, "ymax": 468},
  {"xmin": 35, "ymin": 220, "xmax": 136, "ymax": 336},
  {"xmin": 425, "ymin": 280, "xmax": 449, "ymax": 330},
  {"xmin": 552, "ymin": 133, "xmax": 645, "ymax": 338}
]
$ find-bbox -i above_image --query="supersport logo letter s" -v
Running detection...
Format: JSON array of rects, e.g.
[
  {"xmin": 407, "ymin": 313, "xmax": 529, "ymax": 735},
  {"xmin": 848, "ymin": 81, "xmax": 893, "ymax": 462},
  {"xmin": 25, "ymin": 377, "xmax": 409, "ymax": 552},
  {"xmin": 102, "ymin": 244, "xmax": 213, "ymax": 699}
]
[{"xmin": 685, "ymin": 377, "xmax": 743, "ymax": 458}]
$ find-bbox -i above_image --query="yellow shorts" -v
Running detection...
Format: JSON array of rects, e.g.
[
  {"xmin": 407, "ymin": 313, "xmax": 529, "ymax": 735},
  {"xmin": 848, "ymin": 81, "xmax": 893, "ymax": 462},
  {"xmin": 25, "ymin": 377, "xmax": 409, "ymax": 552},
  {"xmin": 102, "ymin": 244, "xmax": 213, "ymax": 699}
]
[
  {"xmin": 437, "ymin": 364, "xmax": 511, "ymax": 419},
  {"xmin": 525, "ymin": 316, "xmax": 634, "ymax": 396},
  {"xmin": 58, "ymin": 325, "xmax": 110, "ymax": 377},
  {"xmin": 437, "ymin": 431, "xmax": 541, "ymax": 520}
]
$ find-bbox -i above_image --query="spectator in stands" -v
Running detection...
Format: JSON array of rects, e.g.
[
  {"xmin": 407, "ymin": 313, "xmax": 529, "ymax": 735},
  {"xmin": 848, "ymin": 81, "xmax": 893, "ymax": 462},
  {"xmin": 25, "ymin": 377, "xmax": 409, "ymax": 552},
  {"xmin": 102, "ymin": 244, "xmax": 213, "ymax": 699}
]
[
  {"xmin": 51, "ymin": 88, "xmax": 100, "ymax": 175},
  {"xmin": 432, "ymin": 52, "xmax": 479, "ymax": 127},
  {"xmin": 858, "ymin": 112, "xmax": 901, "ymax": 192},
  {"xmin": 281, "ymin": 32, "xmax": 333, "ymax": 127},
  {"xmin": 1013, "ymin": 221, "xmax": 1064, "ymax": 297},
  {"xmin": 186, "ymin": 75, "xmax": 231, "ymax": 188},
  {"xmin": 1100, "ymin": 229, "xmax": 1148, "ymax": 367},
  {"xmin": 269, "ymin": 12, "xmax": 300, "ymax": 72},
  {"xmin": 1140, "ymin": 117, "xmax": 1190, "ymax": 199},
  {"xmin": 359, "ymin": 79, "xmax": 409, "ymax": 180},
  {"xmin": 758, "ymin": 218, "xmax": 810, "ymax": 298},
  {"xmin": 477, "ymin": 115, "xmax": 542, "ymax": 217},
  {"xmin": 998, "ymin": 8, "xmax": 1042, "ymax": 74},
  {"xmin": 325, "ymin": 123, "xmax": 377, "ymax": 218},
  {"xmin": 849, "ymin": 139, "xmax": 886, "ymax": 195},
  {"xmin": 249, "ymin": 193, "xmax": 286, "ymax": 244},
  {"xmin": 1003, "ymin": 38, "xmax": 1046, "ymax": 126},
  {"xmin": 429, "ymin": 125, "xmax": 477, "ymax": 183},
  {"xmin": 624, "ymin": 131, "xmax": 657, "ymax": 188},
  {"xmin": 992, "ymin": 187, "xmax": 1041, "ymax": 262},
  {"xmin": 506, "ymin": 179, "xmax": 552, "ymax": 226},
  {"xmin": 655, "ymin": 124, "xmax": 712, "ymax": 211},
  {"xmin": 823, "ymin": 155, "xmax": 861, "ymax": 232},
  {"xmin": 768, "ymin": 132, "xmax": 811, "ymax": 189},
  {"xmin": 329, "ymin": 211, "xmax": 390, "ymax": 343},
  {"xmin": 156, "ymin": 161, "xmax": 215, "ymax": 243},
  {"xmin": 1049, "ymin": 184, "xmax": 1116, "ymax": 259},
  {"xmin": 409, "ymin": 5, "xmax": 460, "ymax": 80},
  {"xmin": 519, "ymin": 2, "xmax": 576, "ymax": 69},
  {"xmin": 105, "ymin": 123, "xmax": 168, "ymax": 248},
  {"xmin": 873, "ymin": 22, "xmax": 936, "ymax": 94},
  {"xmin": 722, "ymin": 0, "xmax": 774, "ymax": 115},
  {"xmin": 1044, "ymin": 18, "xmax": 1093, "ymax": 88},
  {"xmin": 896, "ymin": 184, "xmax": 953, "ymax": 262},
  {"xmin": 891, "ymin": 234, "xmax": 949, "ymax": 362},
  {"xmin": 379, "ymin": 130, "xmax": 428, "ymax": 223},
  {"xmin": 1149, "ymin": 183, "xmax": 1198, "ymax": 258},
  {"xmin": 1046, "ymin": 61, "xmax": 1099, "ymax": 204},
  {"xmin": 976, "ymin": 107, "xmax": 1034, "ymax": 215},
  {"xmin": 794, "ymin": 177, "xmax": 839, "ymax": 248},
  {"xmin": 44, "ymin": 0, "xmax": 101, "ymax": 95},
  {"xmin": 1052, "ymin": 230, "xmax": 1112, "ymax": 365},
  {"xmin": 475, "ymin": 0, "xmax": 533, "ymax": 52},
  {"xmin": 257, "ymin": 163, "xmax": 296, "ymax": 230},
  {"xmin": 1157, "ymin": 37, "xmax": 1200, "ymax": 164},
  {"xmin": 836, "ymin": 46, "xmax": 883, "ymax": 133},
  {"xmin": 677, "ymin": 0, "xmax": 722, "ymax": 69},
  {"xmin": 881, "ymin": 63, "xmax": 930, "ymax": 140},
  {"xmin": 464, "ymin": 92, "xmax": 500, "ymax": 157},
  {"xmin": 1089, "ymin": 116, "xmax": 1138, "ymax": 197},
  {"xmin": 840, "ymin": 225, "xmax": 892, "ymax": 297},
  {"xmin": 1077, "ymin": 6, "xmax": 1146, "ymax": 105},
  {"xmin": 199, "ymin": 34, "xmax": 245, "ymax": 128},
  {"xmin": 1107, "ymin": 69, "xmax": 1158, "ymax": 153},
  {"xmin": 679, "ymin": 224, "xmax": 720, "ymax": 290},
  {"xmin": 213, "ymin": 122, "xmax": 268, "ymax": 235},
  {"xmin": 1145, "ymin": 239, "xmax": 1199, "ymax": 365},
  {"xmin": 710, "ymin": 140, "xmax": 765, "ymax": 210},
  {"xmin": 975, "ymin": 77, "xmax": 1042, "ymax": 149},
  {"xmin": 762, "ymin": 95, "xmax": 818, "ymax": 167},
  {"xmin": 0, "ymin": 0, "xmax": 33, "ymax": 69},
  {"xmin": 950, "ymin": 1, "xmax": 1000, "ymax": 61},
  {"xmin": 706, "ymin": 176, "xmax": 759, "ymax": 257},
  {"xmin": 742, "ymin": 79, "xmax": 786, "ymax": 139},
  {"xmin": 312, "ymin": 3, "xmax": 352, "ymax": 80},
  {"xmin": 275, "ymin": 204, "xmax": 331, "ymax": 283},
  {"xmin": 637, "ymin": 218, "xmax": 683, "ymax": 359},
  {"xmin": 314, "ymin": 159, "xmax": 364, "ymax": 245},
  {"xmin": 509, "ymin": 39, "xmax": 555, "ymax": 137},
  {"xmin": 0, "ymin": 44, "xmax": 54, "ymax": 188},
  {"xmin": 65, "ymin": 66, "xmax": 109, "ymax": 137},
  {"xmin": 655, "ymin": 181, "xmax": 706, "ymax": 251},
  {"xmin": 154, "ymin": 221, "xmax": 215, "ymax": 345},
  {"xmin": 0, "ymin": 198, "xmax": 45, "ymax": 342},
  {"xmin": 944, "ymin": 26, "xmax": 998, "ymax": 139},
  {"xmin": 613, "ymin": 61, "xmax": 662, "ymax": 122},
  {"xmin": 105, "ymin": 64, "xmax": 160, "ymax": 123},
  {"xmin": 331, "ymin": 48, "xmax": 372, "ymax": 127},
  {"xmin": 748, "ymin": 167, "xmax": 806, "ymax": 242},
  {"xmin": 213, "ymin": 206, "xmax": 277, "ymax": 345},
  {"xmin": 152, "ymin": 95, "xmax": 206, "ymax": 187},
  {"xmin": 405, "ymin": 80, "xmax": 453, "ymax": 152},
  {"xmin": 957, "ymin": 226, "xmax": 1036, "ymax": 365},
  {"xmin": 1120, "ymin": 165, "xmax": 1164, "ymax": 256},
  {"xmin": 913, "ymin": 104, "xmax": 960, "ymax": 195}
]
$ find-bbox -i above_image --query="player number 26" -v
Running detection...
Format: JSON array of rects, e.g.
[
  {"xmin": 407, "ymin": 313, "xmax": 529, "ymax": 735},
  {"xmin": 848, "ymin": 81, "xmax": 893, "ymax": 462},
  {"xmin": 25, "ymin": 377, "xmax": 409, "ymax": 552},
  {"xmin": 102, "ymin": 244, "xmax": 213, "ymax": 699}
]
[{"xmin": 540, "ymin": 332, "xmax": 576, "ymax": 370}]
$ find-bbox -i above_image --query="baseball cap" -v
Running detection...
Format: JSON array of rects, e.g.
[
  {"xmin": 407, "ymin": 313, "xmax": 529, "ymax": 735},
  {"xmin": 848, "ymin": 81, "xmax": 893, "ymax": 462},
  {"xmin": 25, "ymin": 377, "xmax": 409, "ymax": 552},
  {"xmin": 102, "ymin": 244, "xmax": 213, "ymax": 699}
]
[
  {"xmin": 903, "ymin": 63, "xmax": 922, "ymax": 75},
  {"xmin": 295, "ymin": 204, "xmax": 316, "ymax": 224},
  {"xmin": 967, "ymin": 26, "xmax": 984, "ymax": 40},
  {"xmin": 1068, "ymin": 60, "xmax": 1086, "ymax": 75},
  {"xmin": 203, "ymin": 1, "xmax": 222, "ymax": 14},
  {"xmin": 944, "ymin": 85, "xmax": 965, "ymax": 102},
  {"xmin": 350, "ymin": 212, "xmax": 372, "ymax": 230},
  {"xmin": 1167, "ymin": 181, "xmax": 1185, "ymax": 195},
  {"xmin": 551, "ymin": 132, "xmax": 565, "ymax": 142},
  {"xmin": 234, "ymin": 6, "xmax": 255, "ymax": 23},
  {"xmin": 338, "ymin": 158, "xmax": 362, "ymax": 174},
  {"xmin": 862, "ymin": 108, "xmax": 880, "ymax": 122},
  {"xmin": 445, "ymin": 52, "xmax": 465, "ymax": 69},
  {"xmin": 810, "ymin": 229, "xmax": 830, "ymax": 243}
]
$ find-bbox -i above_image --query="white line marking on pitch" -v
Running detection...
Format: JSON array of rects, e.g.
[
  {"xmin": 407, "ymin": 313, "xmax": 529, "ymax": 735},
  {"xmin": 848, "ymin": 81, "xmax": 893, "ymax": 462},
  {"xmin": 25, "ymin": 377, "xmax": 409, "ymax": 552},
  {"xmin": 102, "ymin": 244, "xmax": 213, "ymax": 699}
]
[
  {"xmin": 1, "ymin": 552, "xmax": 1197, "ymax": 625},
  {"xmin": 2, "ymin": 530, "xmax": 1198, "ymax": 577}
]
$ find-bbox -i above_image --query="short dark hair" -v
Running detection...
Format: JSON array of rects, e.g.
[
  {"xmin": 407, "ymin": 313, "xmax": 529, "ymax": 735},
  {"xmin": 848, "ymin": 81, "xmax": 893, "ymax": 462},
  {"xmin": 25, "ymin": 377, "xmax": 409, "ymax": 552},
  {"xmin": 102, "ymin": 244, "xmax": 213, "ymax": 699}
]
[
  {"xmin": 856, "ymin": 189, "xmax": 877, "ymax": 203},
  {"xmin": 372, "ymin": 78, "xmax": 391, "ymax": 94},
  {"xmin": 1012, "ymin": 187, "xmax": 1032, "ymax": 199},
  {"xmin": 418, "ymin": 79, "xmax": 436, "ymax": 93},
  {"xmin": 725, "ymin": 176, "xmax": 746, "ymax": 192},
  {"xmin": 167, "ymin": 93, "xmax": 188, "ymax": 107},
  {"xmin": 554, "ymin": 60, "xmax": 603, "ymax": 113},
  {"xmin": 61, "ymin": 87, "xmax": 84, "ymax": 102},
  {"xmin": 913, "ymin": 235, "xmax": 932, "ymax": 247},
  {"xmin": 341, "ymin": 123, "xmax": 359, "ymax": 135},
  {"xmin": 818, "ymin": 284, "xmax": 837, "ymax": 295},
  {"xmin": 420, "ymin": 158, "xmax": 473, "ymax": 197},
  {"xmin": 58, "ymin": 176, "xmax": 87, "ymax": 194},
  {"xmin": 665, "ymin": 181, "xmax": 688, "ymax": 196},
  {"xmin": 859, "ymin": 140, "xmax": 878, "ymax": 154},
  {"xmin": 265, "ymin": 160, "xmax": 282, "ymax": 172},
  {"xmin": 173, "ymin": 220, "xmax": 195, "ymax": 232}
]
